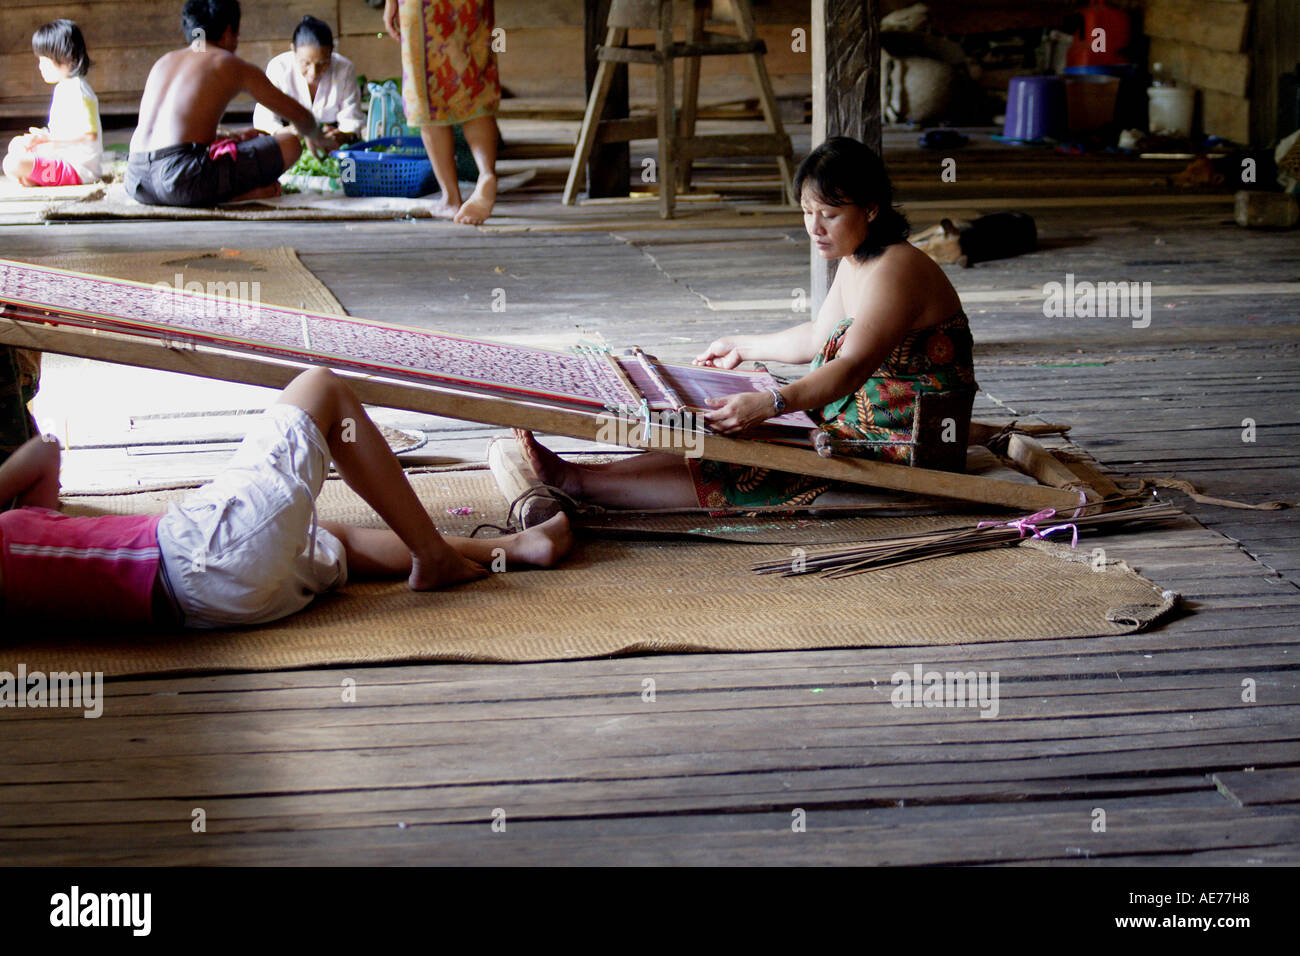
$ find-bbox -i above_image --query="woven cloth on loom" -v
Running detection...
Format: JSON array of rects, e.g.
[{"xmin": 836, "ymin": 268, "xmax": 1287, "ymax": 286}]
[
  {"xmin": 0, "ymin": 471, "xmax": 1177, "ymax": 678},
  {"xmin": 0, "ymin": 258, "xmax": 810, "ymax": 433},
  {"xmin": 0, "ymin": 258, "xmax": 635, "ymax": 407}
]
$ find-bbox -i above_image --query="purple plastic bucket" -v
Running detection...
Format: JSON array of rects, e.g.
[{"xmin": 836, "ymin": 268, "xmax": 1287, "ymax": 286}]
[{"xmin": 1003, "ymin": 76, "xmax": 1067, "ymax": 141}]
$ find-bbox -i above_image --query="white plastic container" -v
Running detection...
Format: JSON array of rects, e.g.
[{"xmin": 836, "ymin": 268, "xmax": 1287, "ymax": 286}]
[{"xmin": 1147, "ymin": 86, "xmax": 1195, "ymax": 136}]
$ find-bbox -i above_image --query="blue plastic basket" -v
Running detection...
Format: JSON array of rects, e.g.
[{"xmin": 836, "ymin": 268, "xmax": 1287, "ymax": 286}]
[{"xmin": 332, "ymin": 136, "xmax": 436, "ymax": 198}]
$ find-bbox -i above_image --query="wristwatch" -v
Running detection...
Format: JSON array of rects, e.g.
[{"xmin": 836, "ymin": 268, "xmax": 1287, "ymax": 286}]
[{"xmin": 767, "ymin": 386, "xmax": 786, "ymax": 415}]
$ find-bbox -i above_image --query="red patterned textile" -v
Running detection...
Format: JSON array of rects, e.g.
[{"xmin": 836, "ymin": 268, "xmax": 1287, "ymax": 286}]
[{"xmin": 399, "ymin": 0, "xmax": 500, "ymax": 126}]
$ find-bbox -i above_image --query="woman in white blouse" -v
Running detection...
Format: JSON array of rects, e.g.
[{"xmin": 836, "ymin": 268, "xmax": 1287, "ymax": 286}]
[{"xmin": 253, "ymin": 16, "xmax": 362, "ymax": 150}]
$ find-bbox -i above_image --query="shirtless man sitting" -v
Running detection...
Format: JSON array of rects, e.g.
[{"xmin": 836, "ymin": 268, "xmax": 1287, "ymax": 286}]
[{"xmin": 126, "ymin": 0, "xmax": 331, "ymax": 206}]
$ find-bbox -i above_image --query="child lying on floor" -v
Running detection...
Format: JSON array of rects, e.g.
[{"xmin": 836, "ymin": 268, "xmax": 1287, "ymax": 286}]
[
  {"xmin": 0, "ymin": 368, "xmax": 571, "ymax": 629},
  {"xmin": 3, "ymin": 20, "xmax": 103, "ymax": 188}
]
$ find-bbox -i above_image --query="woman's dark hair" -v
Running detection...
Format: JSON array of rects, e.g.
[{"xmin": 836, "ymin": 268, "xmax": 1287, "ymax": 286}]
[
  {"xmin": 795, "ymin": 136, "xmax": 910, "ymax": 259},
  {"xmin": 32, "ymin": 20, "xmax": 90, "ymax": 78},
  {"xmin": 181, "ymin": 0, "xmax": 241, "ymax": 45},
  {"xmin": 292, "ymin": 15, "xmax": 333, "ymax": 50}
]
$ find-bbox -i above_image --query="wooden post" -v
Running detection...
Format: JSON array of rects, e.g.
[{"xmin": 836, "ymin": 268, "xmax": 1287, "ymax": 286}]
[
  {"xmin": 584, "ymin": 0, "xmax": 630, "ymax": 198},
  {"xmin": 810, "ymin": 0, "xmax": 881, "ymax": 315}
]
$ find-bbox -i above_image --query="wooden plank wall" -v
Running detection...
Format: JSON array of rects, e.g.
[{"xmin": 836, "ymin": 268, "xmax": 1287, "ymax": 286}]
[
  {"xmin": 0, "ymin": 0, "xmax": 818, "ymax": 115},
  {"xmin": 1141, "ymin": 0, "xmax": 1253, "ymax": 144},
  {"xmin": 0, "ymin": 0, "xmax": 315, "ymax": 111},
  {"xmin": 336, "ymin": 0, "xmax": 818, "ymax": 103},
  {"xmin": 7, "ymin": 0, "xmax": 1287, "ymax": 146}
]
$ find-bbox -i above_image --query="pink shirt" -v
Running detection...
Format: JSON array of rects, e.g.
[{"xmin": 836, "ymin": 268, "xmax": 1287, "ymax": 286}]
[{"xmin": 0, "ymin": 507, "xmax": 164, "ymax": 625}]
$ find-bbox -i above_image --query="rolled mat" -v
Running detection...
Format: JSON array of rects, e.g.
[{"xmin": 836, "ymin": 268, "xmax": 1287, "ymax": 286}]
[{"xmin": 0, "ymin": 471, "xmax": 1177, "ymax": 677}]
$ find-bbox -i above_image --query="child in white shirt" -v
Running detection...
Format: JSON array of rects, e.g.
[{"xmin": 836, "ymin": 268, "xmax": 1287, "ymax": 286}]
[{"xmin": 3, "ymin": 19, "xmax": 102, "ymax": 187}]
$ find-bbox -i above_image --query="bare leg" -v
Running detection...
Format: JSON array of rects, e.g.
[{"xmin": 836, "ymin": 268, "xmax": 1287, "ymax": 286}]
[
  {"xmin": 453, "ymin": 114, "xmax": 498, "ymax": 225},
  {"xmin": 0, "ymin": 435, "xmax": 61, "ymax": 509},
  {"xmin": 2, "ymin": 153, "xmax": 36, "ymax": 186},
  {"xmin": 227, "ymin": 182, "xmax": 282, "ymax": 202},
  {"xmin": 227, "ymin": 134, "xmax": 298, "ymax": 202},
  {"xmin": 418, "ymin": 124, "xmax": 461, "ymax": 218},
  {"xmin": 515, "ymin": 429, "xmax": 700, "ymax": 510},
  {"xmin": 277, "ymin": 367, "xmax": 486, "ymax": 590},
  {"xmin": 322, "ymin": 512, "xmax": 572, "ymax": 577},
  {"xmin": 274, "ymin": 131, "xmax": 303, "ymax": 170}
]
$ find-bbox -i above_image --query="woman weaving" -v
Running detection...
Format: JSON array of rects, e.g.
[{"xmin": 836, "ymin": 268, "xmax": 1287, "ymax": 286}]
[{"xmin": 518, "ymin": 137, "xmax": 977, "ymax": 510}]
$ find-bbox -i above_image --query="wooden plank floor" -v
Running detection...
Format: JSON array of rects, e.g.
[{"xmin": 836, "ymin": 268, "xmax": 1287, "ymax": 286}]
[{"xmin": 0, "ymin": 136, "xmax": 1297, "ymax": 865}]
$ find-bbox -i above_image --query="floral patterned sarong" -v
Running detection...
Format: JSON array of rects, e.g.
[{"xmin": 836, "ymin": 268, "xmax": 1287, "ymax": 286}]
[
  {"xmin": 687, "ymin": 311, "xmax": 977, "ymax": 508},
  {"xmin": 399, "ymin": 0, "xmax": 500, "ymax": 127}
]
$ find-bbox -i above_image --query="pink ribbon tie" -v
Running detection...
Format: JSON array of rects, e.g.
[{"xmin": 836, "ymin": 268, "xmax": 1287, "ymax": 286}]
[
  {"xmin": 208, "ymin": 138, "xmax": 238, "ymax": 162},
  {"xmin": 978, "ymin": 508, "xmax": 1079, "ymax": 548},
  {"xmin": 978, "ymin": 508, "xmax": 1057, "ymax": 538},
  {"xmin": 1034, "ymin": 522, "xmax": 1080, "ymax": 548}
]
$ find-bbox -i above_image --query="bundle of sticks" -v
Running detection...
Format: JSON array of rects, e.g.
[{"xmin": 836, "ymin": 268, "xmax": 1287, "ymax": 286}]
[{"xmin": 751, "ymin": 501, "xmax": 1183, "ymax": 579}]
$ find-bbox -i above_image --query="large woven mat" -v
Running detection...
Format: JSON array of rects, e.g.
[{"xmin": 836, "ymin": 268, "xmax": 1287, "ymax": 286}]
[
  {"xmin": 40, "ymin": 173, "xmax": 534, "ymax": 222},
  {"xmin": 25, "ymin": 246, "xmax": 345, "ymax": 315},
  {"xmin": 1, "ymin": 471, "xmax": 1177, "ymax": 677}
]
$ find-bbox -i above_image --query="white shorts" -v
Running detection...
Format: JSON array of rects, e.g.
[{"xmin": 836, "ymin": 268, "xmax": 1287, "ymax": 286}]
[{"xmin": 157, "ymin": 403, "xmax": 347, "ymax": 629}]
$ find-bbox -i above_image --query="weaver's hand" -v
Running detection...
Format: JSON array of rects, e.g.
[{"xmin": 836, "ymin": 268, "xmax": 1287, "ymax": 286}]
[
  {"xmin": 703, "ymin": 390, "xmax": 776, "ymax": 435},
  {"xmin": 694, "ymin": 338, "xmax": 743, "ymax": 369},
  {"xmin": 384, "ymin": 0, "xmax": 401, "ymax": 40}
]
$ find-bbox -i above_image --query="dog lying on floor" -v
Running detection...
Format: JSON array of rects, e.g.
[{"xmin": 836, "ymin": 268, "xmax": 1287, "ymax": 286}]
[{"xmin": 910, "ymin": 211, "xmax": 1038, "ymax": 267}]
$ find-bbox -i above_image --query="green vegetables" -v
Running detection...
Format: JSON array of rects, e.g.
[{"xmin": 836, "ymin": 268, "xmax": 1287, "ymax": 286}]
[
  {"xmin": 281, "ymin": 151, "xmax": 343, "ymax": 193},
  {"xmin": 364, "ymin": 145, "xmax": 428, "ymax": 156},
  {"xmin": 284, "ymin": 152, "xmax": 342, "ymax": 179}
]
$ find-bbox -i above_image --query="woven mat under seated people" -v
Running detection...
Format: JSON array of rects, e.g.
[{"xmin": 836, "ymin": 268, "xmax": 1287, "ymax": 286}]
[
  {"xmin": 40, "ymin": 173, "xmax": 534, "ymax": 222},
  {"xmin": 2, "ymin": 470, "xmax": 1179, "ymax": 678}
]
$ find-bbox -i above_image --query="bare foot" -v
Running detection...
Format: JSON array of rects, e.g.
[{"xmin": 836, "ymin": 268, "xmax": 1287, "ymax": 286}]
[
  {"xmin": 515, "ymin": 429, "xmax": 584, "ymax": 499},
  {"xmin": 454, "ymin": 173, "xmax": 497, "ymax": 225},
  {"xmin": 429, "ymin": 195, "xmax": 461, "ymax": 219},
  {"xmin": 506, "ymin": 513, "xmax": 573, "ymax": 568},
  {"xmin": 229, "ymin": 182, "xmax": 281, "ymax": 202},
  {"xmin": 408, "ymin": 550, "xmax": 488, "ymax": 591}
]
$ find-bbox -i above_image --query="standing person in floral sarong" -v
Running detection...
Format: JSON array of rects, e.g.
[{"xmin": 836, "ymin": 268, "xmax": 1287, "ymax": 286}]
[
  {"xmin": 384, "ymin": 0, "xmax": 500, "ymax": 224},
  {"xmin": 516, "ymin": 137, "xmax": 979, "ymax": 510}
]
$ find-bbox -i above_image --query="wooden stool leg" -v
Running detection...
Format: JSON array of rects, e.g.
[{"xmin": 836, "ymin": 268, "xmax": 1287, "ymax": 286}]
[
  {"xmin": 655, "ymin": 3, "xmax": 676, "ymax": 219},
  {"xmin": 732, "ymin": 0, "xmax": 798, "ymax": 205},
  {"xmin": 678, "ymin": 0, "xmax": 708, "ymax": 193},
  {"xmin": 563, "ymin": 26, "xmax": 626, "ymax": 206}
]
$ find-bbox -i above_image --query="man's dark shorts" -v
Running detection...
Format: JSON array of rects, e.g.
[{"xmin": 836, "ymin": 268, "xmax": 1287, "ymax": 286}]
[{"xmin": 124, "ymin": 136, "xmax": 285, "ymax": 207}]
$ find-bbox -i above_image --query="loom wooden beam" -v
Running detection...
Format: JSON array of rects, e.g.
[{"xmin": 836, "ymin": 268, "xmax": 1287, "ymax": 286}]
[
  {"xmin": 1004, "ymin": 433, "xmax": 1102, "ymax": 503},
  {"xmin": 967, "ymin": 420, "xmax": 1071, "ymax": 446},
  {"xmin": 0, "ymin": 316, "xmax": 1085, "ymax": 513},
  {"xmin": 1054, "ymin": 450, "xmax": 1124, "ymax": 500}
]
